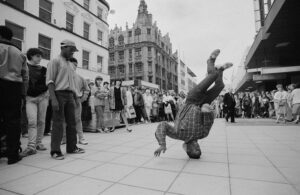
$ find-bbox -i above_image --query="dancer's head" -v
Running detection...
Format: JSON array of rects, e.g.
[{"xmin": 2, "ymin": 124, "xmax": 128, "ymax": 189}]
[{"xmin": 183, "ymin": 140, "xmax": 201, "ymax": 159}]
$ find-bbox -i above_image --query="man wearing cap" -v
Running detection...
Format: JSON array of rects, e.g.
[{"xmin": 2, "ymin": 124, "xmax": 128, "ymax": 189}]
[
  {"xmin": 154, "ymin": 49, "xmax": 233, "ymax": 159},
  {"xmin": 46, "ymin": 40, "xmax": 85, "ymax": 160}
]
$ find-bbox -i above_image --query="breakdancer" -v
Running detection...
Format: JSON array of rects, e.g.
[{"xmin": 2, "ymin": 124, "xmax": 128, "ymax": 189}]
[{"xmin": 154, "ymin": 49, "xmax": 233, "ymax": 159}]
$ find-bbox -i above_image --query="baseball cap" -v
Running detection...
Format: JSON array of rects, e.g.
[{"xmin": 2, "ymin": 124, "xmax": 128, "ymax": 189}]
[{"xmin": 61, "ymin": 40, "xmax": 78, "ymax": 51}]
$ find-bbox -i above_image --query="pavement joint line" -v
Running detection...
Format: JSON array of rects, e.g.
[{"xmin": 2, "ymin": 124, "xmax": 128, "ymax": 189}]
[
  {"xmin": 224, "ymin": 120, "xmax": 232, "ymax": 195},
  {"xmin": 97, "ymin": 150, "xmax": 157, "ymax": 194},
  {"xmin": 0, "ymin": 187, "xmax": 24, "ymax": 195},
  {"xmin": 243, "ymin": 128, "xmax": 300, "ymax": 195},
  {"xmin": 163, "ymin": 158, "xmax": 190, "ymax": 194}
]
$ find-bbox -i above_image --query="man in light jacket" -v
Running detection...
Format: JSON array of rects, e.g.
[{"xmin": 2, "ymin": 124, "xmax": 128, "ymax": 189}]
[{"xmin": 0, "ymin": 26, "xmax": 28, "ymax": 164}]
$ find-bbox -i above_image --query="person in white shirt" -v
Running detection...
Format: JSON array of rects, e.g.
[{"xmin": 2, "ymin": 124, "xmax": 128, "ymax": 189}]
[
  {"xmin": 143, "ymin": 89, "xmax": 153, "ymax": 122},
  {"xmin": 291, "ymin": 83, "xmax": 300, "ymax": 123},
  {"xmin": 273, "ymin": 84, "xmax": 288, "ymax": 123}
]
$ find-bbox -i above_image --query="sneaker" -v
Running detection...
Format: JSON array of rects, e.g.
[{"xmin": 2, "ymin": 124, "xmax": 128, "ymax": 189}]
[
  {"xmin": 61, "ymin": 141, "xmax": 66, "ymax": 145},
  {"xmin": 210, "ymin": 49, "xmax": 220, "ymax": 59},
  {"xmin": 36, "ymin": 144, "xmax": 47, "ymax": 151},
  {"xmin": 20, "ymin": 148, "xmax": 37, "ymax": 157},
  {"xmin": 67, "ymin": 147, "xmax": 85, "ymax": 154},
  {"xmin": 79, "ymin": 140, "xmax": 88, "ymax": 145},
  {"xmin": 51, "ymin": 151, "xmax": 65, "ymax": 160},
  {"xmin": 217, "ymin": 62, "xmax": 233, "ymax": 70}
]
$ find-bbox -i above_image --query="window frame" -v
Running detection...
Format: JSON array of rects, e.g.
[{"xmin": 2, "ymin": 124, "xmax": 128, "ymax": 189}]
[
  {"xmin": 83, "ymin": 0, "xmax": 90, "ymax": 10},
  {"xmin": 97, "ymin": 6, "xmax": 103, "ymax": 19},
  {"xmin": 5, "ymin": 20, "xmax": 25, "ymax": 50},
  {"xmin": 38, "ymin": 34, "xmax": 52, "ymax": 60},
  {"xmin": 83, "ymin": 22, "xmax": 90, "ymax": 39},
  {"xmin": 66, "ymin": 12, "xmax": 74, "ymax": 32},
  {"xmin": 39, "ymin": 0, "xmax": 52, "ymax": 23},
  {"xmin": 97, "ymin": 55, "xmax": 103, "ymax": 72},
  {"xmin": 82, "ymin": 50, "xmax": 90, "ymax": 69}
]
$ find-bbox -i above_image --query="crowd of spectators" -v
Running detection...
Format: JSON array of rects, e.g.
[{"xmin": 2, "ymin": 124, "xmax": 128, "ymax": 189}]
[{"xmin": 212, "ymin": 83, "xmax": 300, "ymax": 124}]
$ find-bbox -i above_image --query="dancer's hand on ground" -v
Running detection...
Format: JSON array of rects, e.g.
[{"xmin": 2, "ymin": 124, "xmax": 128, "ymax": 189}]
[{"xmin": 154, "ymin": 146, "xmax": 167, "ymax": 157}]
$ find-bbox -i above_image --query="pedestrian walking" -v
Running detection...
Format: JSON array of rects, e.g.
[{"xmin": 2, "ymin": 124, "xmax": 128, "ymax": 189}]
[
  {"xmin": 109, "ymin": 80, "xmax": 132, "ymax": 132},
  {"xmin": 224, "ymin": 88, "xmax": 236, "ymax": 123}
]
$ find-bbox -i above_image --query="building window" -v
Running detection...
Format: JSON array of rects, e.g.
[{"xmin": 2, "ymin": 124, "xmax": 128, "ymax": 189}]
[
  {"xmin": 83, "ymin": 0, "xmax": 90, "ymax": 10},
  {"xmin": 97, "ymin": 55, "xmax": 103, "ymax": 72},
  {"xmin": 135, "ymin": 48, "xmax": 141, "ymax": 57},
  {"xmin": 181, "ymin": 70, "xmax": 185, "ymax": 77},
  {"xmin": 38, "ymin": 34, "xmax": 51, "ymax": 60},
  {"xmin": 129, "ymin": 63, "xmax": 133, "ymax": 73},
  {"xmin": 118, "ymin": 51, "xmax": 124, "ymax": 60},
  {"xmin": 135, "ymin": 63, "xmax": 142, "ymax": 72},
  {"xmin": 39, "ymin": 0, "xmax": 52, "ymax": 23},
  {"xmin": 118, "ymin": 65, "xmax": 125, "ymax": 74},
  {"xmin": 136, "ymin": 76, "xmax": 143, "ymax": 80},
  {"xmin": 6, "ymin": 0, "xmax": 24, "ymax": 10},
  {"xmin": 109, "ymin": 52, "xmax": 115, "ymax": 61},
  {"xmin": 156, "ymin": 78, "xmax": 160, "ymax": 85},
  {"xmin": 82, "ymin": 50, "xmax": 89, "ymax": 69},
  {"xmin": 148, "ymin": 61, "xmax": 152, "ymax": 72},
  {"xmin": 109, "ymin": 37, "xmax": 114, "ymax": 47},
  {"xmin": 97, "ymin": 6, "xmax": 103, "ymax": 19},
  {"xmin": 181, "ymin": 79, "xmax": 185, "ymax": 86},
  {"xmin": 5, "ymin": 21, "xmax": 24, "ymax": 50},
  {"xmin": 118, "ymin": 35, "xmax": 124, "ymax": 45},
  {"xmin": 128, "ymin": 31, "xmax": 132, "ymax": 37},
  {"xmin": 135, "ymin": 28, "xmax": 141, "ymax": 36},
  {"xmin": 148, "ymin": 76, "xmax": 152, "ymax": 83},
  {"xmin": 147, "ymin": 28, "xmax": 151, "ymax": 35},
  {"xmin": 83, "ymin": 22, "xmax": 90, "ymax": 39},
  {"xmin": 128, "ymin": 49, "xmax": 132, "ymax": 59},
  {"xmin": 109, "ymin": 66, "xmax": 116, "ymax": 75},
  {"xmin": 97, "ymin": 30, "xmax": 103, "ymax": 43},
  {"xmin": 66, "ymin": 12, "xmax": 74, "ymax": 32}
]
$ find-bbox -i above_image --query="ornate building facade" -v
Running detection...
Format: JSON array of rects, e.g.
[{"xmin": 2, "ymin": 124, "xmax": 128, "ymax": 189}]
[{"xmin": 108, "ymin": 0, "xmax": 178, "ymax": 92}]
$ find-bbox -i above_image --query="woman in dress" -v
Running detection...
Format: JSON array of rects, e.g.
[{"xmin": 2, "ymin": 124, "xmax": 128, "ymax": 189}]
[
  {"xmin": 109, "ymin": 80, "xmax": 132, "ymax": 132},
  {"xmin": 274, "ymin": 84, "xmax": 288, "ymax": 123}
]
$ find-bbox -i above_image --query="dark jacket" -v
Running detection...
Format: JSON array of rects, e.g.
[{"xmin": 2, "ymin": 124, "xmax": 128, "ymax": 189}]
[
  {"xmin": 134, "ymin": 91, "xmax": 144, "ymax": 107},
  {"xmin": 223, "ymin": 92, "xmax": 236, "ymax": 109},
  {"xmin": 27, "ymin": 64, "xmax": 48, "ymax": 97}
]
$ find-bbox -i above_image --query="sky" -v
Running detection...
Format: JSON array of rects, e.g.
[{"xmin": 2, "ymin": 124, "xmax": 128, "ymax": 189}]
[{"xmin": 108, "ymin": 0, "xmax": 256, "ymax": 84}]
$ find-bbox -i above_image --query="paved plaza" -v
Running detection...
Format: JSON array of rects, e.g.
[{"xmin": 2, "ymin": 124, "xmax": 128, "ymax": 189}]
[{"xmin": 0, "ymin": 119, "xmax": 300, "ymax": 195}]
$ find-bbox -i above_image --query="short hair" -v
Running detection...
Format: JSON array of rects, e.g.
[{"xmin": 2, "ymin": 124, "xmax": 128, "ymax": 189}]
[
  {"xmin": 0, "ymin": 26, "xmax": 13, "ymax": 41},
  {"xmin": 276, "ymin": 84, "xmax": 283, "ymax": 88},
  {"xmin": 186, "ymin": 140, "xmax": 201, "ymax": 159},
  {"xmin": 69, "ymin": 57, "xmax": 78, "ymax": 63},
  {"xmin": 103, "ymin": 81, "xmax": 109, "ymax": 85},
  {"xmin": 26, "ymin": 48, "xmax": 43, "ymax": 60}
]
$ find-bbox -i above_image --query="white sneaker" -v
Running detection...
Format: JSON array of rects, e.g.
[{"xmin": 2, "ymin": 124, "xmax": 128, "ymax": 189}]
[{"xmin": 79, "ymin": 140, "xmax": 88, "ymax": 145}]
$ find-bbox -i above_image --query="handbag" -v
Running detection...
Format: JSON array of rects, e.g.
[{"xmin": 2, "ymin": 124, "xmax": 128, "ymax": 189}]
[
  {"xmin": 126, "ymin": 106, "xmax": 136, "ymax": 119},
  {"xmin": 104, "ymin": 111, "xmax": 120, "ymax": 127}
]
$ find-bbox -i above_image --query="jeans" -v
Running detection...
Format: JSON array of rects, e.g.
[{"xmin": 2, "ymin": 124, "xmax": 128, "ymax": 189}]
[
  {"xmin": 95, "ymin": 105, "xmax": 105, "ymax": 129},
  {"xmin": 51, "ymin": 91, "xmax": 77, "ymax": 153},
  {"xmin": 0, "ymin": 79, "xmax": 22, "ymax": 159},
  {"xmin": 44, "ymin": 100, "xmax": 52, "ymax": 134},
  {"xmin": 26, "ymin": 92, "xmax": 49, "ymax": 149},
  {"xmin": 62, "ymin": 102, "xmax": 85, "ymax": 142},
  {"xmin": 186, "ymin": 57, "xmax": 224, "ymax": 106}
]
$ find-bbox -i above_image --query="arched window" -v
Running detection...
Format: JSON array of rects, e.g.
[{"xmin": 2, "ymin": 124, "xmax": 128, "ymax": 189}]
[
  {"xmin": 118, "ymin": 35, "xmax": 124, "ymax": 45},
  {"xmin": 135, "ymin": 27, "xmax": 141, "ymax": 36},
  {"xmin": 109, "ymin": 37, "xmax": 114, "ymax": 47}
]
